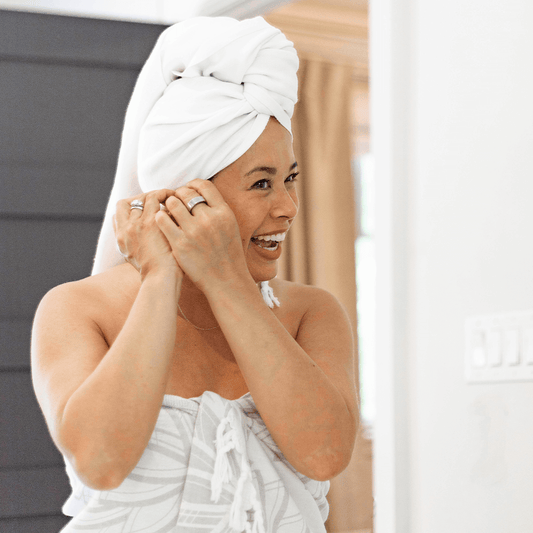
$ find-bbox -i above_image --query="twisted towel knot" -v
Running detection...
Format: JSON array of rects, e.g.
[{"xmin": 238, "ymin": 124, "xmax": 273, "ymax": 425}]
[{"xmin": 243, "ymin": 83, "xmax": 290, "ymax": 133}]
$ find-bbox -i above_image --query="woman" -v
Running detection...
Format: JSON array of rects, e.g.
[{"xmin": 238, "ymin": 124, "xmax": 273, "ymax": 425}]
[{"xmin": 31, "ymin": 16, "xmax": 358, "ymax": 533}]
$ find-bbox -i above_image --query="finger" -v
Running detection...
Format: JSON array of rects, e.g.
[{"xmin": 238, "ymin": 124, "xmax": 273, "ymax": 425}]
[
  {"xmin": 165, "ymin": 195, "xmax": 193, "ymax": 229},
  {"xmin": 173, "ymin": 187, "xmax": 210, "ymax": 217},
  {"xmin": 116, "ymin": 195, "xmax": 144, "ymax": 226},
  {"xmin": 124, "ymin": 192, "xmax": 149, "ymax": 220},
  {"xmin": 143, "ymin": 189, "xmax": 176, "ymax": 217},
  {"xmin": 180, "ymin": 178, "xmax": 227, "ymax": 207},
  {"xmin": 155, "ymin": 210, "xmax": 184, "ymax": 242}
]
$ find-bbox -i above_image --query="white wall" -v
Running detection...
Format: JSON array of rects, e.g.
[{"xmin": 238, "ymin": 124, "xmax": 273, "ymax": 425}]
[{"xmin": 372, "ymin": 0, "xmax": 533, "ymax": 532}]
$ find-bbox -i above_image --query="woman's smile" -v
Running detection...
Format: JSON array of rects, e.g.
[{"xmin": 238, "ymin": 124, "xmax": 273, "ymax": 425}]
[
  {"xmin": 249, "ymin": 234, "xmax": 284, "ymax": 259},
  {"xmin": 250, "ymin": 230, "xmax": 288, "ymax": 251}
]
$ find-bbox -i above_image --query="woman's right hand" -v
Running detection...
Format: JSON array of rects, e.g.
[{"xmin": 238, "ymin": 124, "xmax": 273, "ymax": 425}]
[{"xmin": 113, "ymin": 189, "xmax": 183, "ymax": 282}]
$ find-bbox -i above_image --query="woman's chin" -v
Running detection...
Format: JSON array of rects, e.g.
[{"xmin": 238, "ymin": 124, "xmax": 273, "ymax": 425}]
[
  {"xmin": 246, "ymin": 244, "xmax": 281, "ymax": 283},
  {"xmin": 249, "ymin": 264, "xmax": 278, "ymax": 284}
]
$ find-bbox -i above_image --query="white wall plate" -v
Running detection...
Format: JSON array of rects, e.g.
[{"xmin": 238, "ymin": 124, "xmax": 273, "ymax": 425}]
[{"xmin": 465, "ymin": 310, "xmax": 533, "ymax": 383}]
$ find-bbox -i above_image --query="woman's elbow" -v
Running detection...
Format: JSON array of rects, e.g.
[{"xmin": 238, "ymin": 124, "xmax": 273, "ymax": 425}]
[
  {"xmin": 60, "ymin": 431, "xmax": 130, "ymax": 491},
  {"xmin": 70, "ymin": 452, "xmax": 129, "ymax": 491},
  {"xmin": 80, "ymin": 467, "xmax": 126, "ymax": 491},
  {"xmin": 306, "ymin": 419, "xmax": 358, "ymax": 481},
  {"xmin": 307, "ymin": 451, "xmax": 353, "ymax": 481}
]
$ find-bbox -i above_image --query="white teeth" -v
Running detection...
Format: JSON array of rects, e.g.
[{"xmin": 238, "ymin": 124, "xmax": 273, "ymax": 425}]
[
  {"xmin": 254, "ymin": 240, "xmax": 279, "ymax": 250},
  {"xmin": 256, "ymin": 232, "xmax": 286, "ymax": 242}
]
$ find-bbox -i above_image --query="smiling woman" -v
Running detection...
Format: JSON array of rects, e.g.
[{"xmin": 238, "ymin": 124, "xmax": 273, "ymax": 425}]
[{"xmin": 30, "ymin": 16, "xmax": 358, "ymax": 533}]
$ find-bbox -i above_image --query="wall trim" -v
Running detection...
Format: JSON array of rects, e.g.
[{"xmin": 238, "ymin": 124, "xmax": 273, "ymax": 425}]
[{"xmin": 266, "ymin": 0, "xmax": 368, "ymax": 79}]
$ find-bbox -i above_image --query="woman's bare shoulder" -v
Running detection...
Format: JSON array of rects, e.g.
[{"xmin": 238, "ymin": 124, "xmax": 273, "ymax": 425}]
[
  {"xmin": 268, "ymin": 279, "xmax": 347, "ymax": 335},
  {"xmin": 270, "ymin": 278, "xmax": 341, "ymax": 310},
  {"xmin": 38, "ymin": 263, "xmax": 139, "ymax": 320}
]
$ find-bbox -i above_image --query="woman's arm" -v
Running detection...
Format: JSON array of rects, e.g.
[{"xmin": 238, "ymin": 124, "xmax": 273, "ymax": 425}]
[
  {"xmin": 205, "ymin": 278, "xmax": 358, "ymax": 481},
  {"xmin": 32, "ymin": 190, "xmax": 182, "ymax": 490}
]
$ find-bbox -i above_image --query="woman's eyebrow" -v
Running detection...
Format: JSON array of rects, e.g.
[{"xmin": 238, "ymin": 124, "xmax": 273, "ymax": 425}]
[{"xmin": 244, "ymin": 161, "xmax": 298, "ymax": 177}]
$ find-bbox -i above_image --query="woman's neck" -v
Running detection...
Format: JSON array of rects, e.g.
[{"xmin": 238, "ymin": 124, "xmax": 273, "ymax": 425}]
[{"xmin": 177, "ymin": 275, "xmax": 262, "ymax": 329}]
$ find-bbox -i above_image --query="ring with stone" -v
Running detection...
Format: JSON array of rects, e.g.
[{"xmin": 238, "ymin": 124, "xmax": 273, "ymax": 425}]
[
  {"xmin": 130, "ymin": 199, "xmax": 144, "ymax": 211},
  {"xmin": 186, "ymin": 196, "xmax": 207, "ymax": 213}
]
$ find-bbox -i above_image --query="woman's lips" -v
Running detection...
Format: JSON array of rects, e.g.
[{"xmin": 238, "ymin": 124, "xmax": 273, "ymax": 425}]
[{"xmin": 251, "ymin": 238, "xmax": 283, "ymax": 259}]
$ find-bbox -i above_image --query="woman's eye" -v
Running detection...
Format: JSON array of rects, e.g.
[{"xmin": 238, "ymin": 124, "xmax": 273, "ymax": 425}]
[
  {"xmin": 252, "ymin": 179, "xmax": 271, "ymax": 190},
  {"xmin": 251, "ymin": 172, "xmax": 299, "ymax": 190}
]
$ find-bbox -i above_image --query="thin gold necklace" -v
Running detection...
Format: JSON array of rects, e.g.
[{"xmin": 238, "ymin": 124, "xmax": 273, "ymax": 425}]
[
  {"xmin": 176, "ymin": 283, "xmax": 265, "ymax": 331},
  {"xmin": 177, "ymin": 301, "xmax": 220, "ymax": 331}
]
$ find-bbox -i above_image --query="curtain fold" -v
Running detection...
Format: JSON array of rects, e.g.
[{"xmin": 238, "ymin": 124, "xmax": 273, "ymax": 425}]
[
  {"xmin": 278, "ymin": 57, "xmax": 373, "ymax": 532},
  {"xmin": 280, "ymin": 57, "xmax": 358, "ymax": 385}
]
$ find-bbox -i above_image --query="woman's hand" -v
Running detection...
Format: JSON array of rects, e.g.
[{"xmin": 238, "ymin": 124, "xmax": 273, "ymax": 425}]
[
  {"xmin": 114, "ymin": 189, "xmax": 183, "ymax": 281},
  {"xmin": 155, "ymin": 179, "xmax": 249, "ymax": 292}
]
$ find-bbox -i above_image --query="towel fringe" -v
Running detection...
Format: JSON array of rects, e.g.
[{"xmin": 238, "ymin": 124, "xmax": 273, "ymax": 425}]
[
  {"xmin": 211, "ymin": 407, "xmax": 265, "ymax": 533},
  {"xmin": 260, "ymin": 281, "xmax": 280, "ymax": 309}
]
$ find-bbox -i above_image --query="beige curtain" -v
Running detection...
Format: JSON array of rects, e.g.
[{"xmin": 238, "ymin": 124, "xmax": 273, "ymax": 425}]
[
  {"xmin": 279, "ymin": 58, "xmax": 357, "ymax": 343},
  {"xmin": 278, "ymin": 57, "xmax": 373, "ymax": 532}
]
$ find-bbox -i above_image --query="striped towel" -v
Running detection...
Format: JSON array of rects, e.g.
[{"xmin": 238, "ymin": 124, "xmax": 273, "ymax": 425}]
[{"xmin": 61, "ymin": 391, "xmax": 330, "ymax": 532}]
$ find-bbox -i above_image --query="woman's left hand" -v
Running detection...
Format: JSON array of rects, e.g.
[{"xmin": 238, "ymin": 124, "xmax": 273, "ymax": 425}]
[{"xmin": 155, "ymin": 179, "xmax": 249, "ymax": 292}]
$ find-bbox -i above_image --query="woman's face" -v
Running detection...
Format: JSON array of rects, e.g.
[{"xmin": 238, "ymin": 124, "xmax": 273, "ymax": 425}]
[{"xmin": 211, "ymin": 118, "xmax": 299, "ymax": 282}]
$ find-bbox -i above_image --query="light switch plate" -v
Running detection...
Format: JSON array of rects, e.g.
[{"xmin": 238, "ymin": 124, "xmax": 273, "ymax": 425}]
[{"xmin": 465, "ymin": 310, "xmax": 533, "ymax": 383}]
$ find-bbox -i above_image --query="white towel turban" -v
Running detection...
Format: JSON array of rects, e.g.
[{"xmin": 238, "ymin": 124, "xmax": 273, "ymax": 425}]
[{"xmin": 92, "ymin": 16, "xmax": 299, "ymax": 275}]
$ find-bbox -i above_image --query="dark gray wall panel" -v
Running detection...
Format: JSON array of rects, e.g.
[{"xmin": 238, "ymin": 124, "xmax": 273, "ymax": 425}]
[
  {"xmin": 0, "ymin": 9, "xmax": 164, "ymax": 525},
  {"xmin": 0, "ymin": 466, "xmax": 70, "ymax": 518},
  {"xmin": 0, "ymin": 219, "xmax": 102, "ymax": 318},
  {"xmin": 0, "ymin": 319, "xmax": 32, "ymax": 370},
  {"xmin": 0, "ymin": 61, "xmax": 137, "ymax": 167},
  {"xmin": 0, "ymin": 164, "xmax": 112, "ymax": 217},
  {"xmin": 0, "ymin": 9, "xmax": 165, "ymax": 68},
  {"xmin": 0, "ymin": 515, "xmax": 69, "ymax": 533},
  {"xmin": 0, "ymin": 372, "xmax": 62, "ymax": 469}
]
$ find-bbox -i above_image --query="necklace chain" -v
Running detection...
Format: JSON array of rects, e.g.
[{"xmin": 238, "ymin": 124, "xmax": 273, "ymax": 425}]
[
  {"xmin": 177, "ymin": 301, "xmax": 220, "ymax": 331},
  {"xmin": 177, "ymin": 283, "xmax": 266, "ymax": 331}
]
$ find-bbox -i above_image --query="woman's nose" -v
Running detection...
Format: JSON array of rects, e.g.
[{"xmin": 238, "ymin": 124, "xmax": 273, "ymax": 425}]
[{"xmin": 271, "ymin": 187, "xmax": 299, "ymax": 220}]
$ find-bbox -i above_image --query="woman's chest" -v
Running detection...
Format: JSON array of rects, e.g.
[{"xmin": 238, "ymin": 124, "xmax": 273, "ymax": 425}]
[
  {"xmin": 165, "ymin": 326, "xmax": 250, "ymax": 399},
  {"xmin": 164, "ymin": 303, "xmax": 301, "ymax": 399},
  {"xmin": 98, "ymin": 286, "xmax": 304, "ymax": 401}
]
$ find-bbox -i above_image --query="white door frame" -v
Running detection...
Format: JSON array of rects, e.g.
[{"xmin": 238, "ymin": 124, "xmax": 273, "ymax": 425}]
[{"xmin": 370, "ymin": 0, "xmax": 414, "ymax": 531}]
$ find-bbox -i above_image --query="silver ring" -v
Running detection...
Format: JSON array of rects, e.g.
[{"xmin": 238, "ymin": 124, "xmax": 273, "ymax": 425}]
[
  {"xmin": 130, "ymin": 199, "xmax": 144, "ymax": 211},
  {"xmin": 186, "ymin": 196, "xmax": 207, "ymax": 213}
]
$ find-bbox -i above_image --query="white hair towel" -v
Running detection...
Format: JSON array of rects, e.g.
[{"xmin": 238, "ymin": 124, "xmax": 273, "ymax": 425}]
[{"xmin": 92, "ymin": 16, "xmax": 298, "ymax": 277}]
